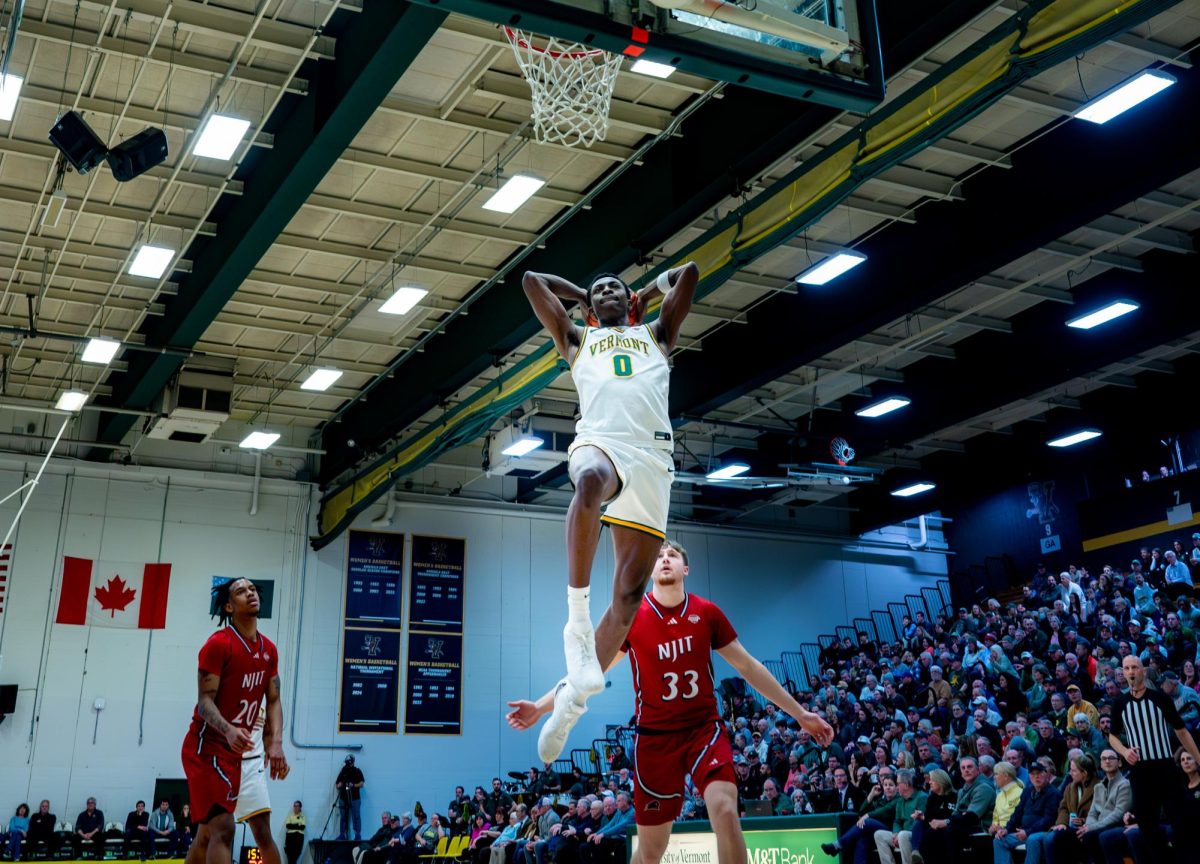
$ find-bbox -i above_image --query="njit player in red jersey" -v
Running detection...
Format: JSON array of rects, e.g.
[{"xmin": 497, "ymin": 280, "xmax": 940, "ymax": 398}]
[
  {"xmin": 506, "ymin": 542, "xmax": 833, "ymax": 864},
  {"xmin": 182, "ymin": 578, "xmax": 289, "ymax": 864}
]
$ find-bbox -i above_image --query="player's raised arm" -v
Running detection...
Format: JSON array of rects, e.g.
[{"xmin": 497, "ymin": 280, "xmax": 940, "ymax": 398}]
[
  {"xmin": 522, "ymin": 271, "xmax": 586, "ymax": 362},
  {"xmin": 650, "ymin": 261, "xmax": 699, "ymax": 352},
  {"xmin": 716, "ymin": 639, "xmax": 834, "ymax": 746},
  {"xmin": 196, "ymin": 670, "xmax": 253, "ymax": 753},
  {"xmin": 263, "ymin": 675, "xmax": 289, "ymax": 779}
]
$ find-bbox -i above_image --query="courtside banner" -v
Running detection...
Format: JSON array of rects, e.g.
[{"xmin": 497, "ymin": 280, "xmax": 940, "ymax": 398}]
[
  {"xmin": 345, "ymin": 530, "xmax": 404, "ymax": 629},
  {"xmin": 338, "ymin": 627, "xmax": 401, "ymax": 734},
  {"xmin": 631, "ymin": 819, "xmax": 840, "ymax": 864},
  {"xmin": 55, "ymin": 557, "xmax": 171, "ymax": 629},
  {"xmin": 408, "ymin": 535, "xmax": 464, "ymax": 633}
]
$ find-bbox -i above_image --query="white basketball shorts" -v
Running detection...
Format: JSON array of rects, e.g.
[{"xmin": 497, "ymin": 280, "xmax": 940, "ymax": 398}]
[
  {"xmin": 568, "ymin": 436, "xmax": 673, "ymax": 538},
  {"xmin": 234, "ymin": 755, "xmax": 271, "ymax": 822}
]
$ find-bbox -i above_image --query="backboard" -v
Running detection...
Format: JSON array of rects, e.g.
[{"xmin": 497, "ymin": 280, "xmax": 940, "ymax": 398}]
[{"xmin": 411, "ymin": 0, "xmax": 883, "ymax": 111}]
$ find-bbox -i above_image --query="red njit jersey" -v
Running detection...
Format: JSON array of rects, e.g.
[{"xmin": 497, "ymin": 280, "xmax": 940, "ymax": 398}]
[
  {"xmin": 622, "ymin": 593, "xmax": 737, "ymax": 731},
  {"xmin": 189, "ymin": 627, "xmax": 278, "ymax": 753}
]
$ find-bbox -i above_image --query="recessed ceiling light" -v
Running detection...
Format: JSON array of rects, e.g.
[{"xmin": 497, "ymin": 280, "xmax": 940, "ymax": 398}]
[
  {"xmin": 0, "ymin": 73, "xmax": 23, "ymax": 122},
  {"xmin": 81, "ymin": 338, "xmax": 121, "ymax": 365},
  {"xmin": 56, "ymin": 390, "xmax": 88, "ymax": 412},
  {"xmin": 1047, "ymin": 429, "xmax": 1102, "ymax": 448},
  {"xmin": 500, "ymin": 435, "xmax": 544, "ymax": 457},
  {"xmin": 379, "ymin": 284, "xmax": 428, "ymax": 316},
  {"xmin": 1066, "ymin": 301, "xmax": 1139, "ymax": 330},
  {"xmin": 1075, "ymin": 69, "xmax": 1175, "ymax": 124},
  {"xmin": 707, "ymin": 464, "xmax": 750, "ymax": 480},
  {"xmin": 129, "ymin": 245, "xmax": 175, "ymax": 279},
  {"xmin": 193, "ymin": 114, "xmax": 252, "ymax": 160},
  {"xmin": 856, "ymin": 396, "xmax": 911, "ymax": 418},
  {"xmin": 795, "ymin": 251, "xmax": 867, "ymax": 286},
  {"xmin": 631, "ymin": 59, "xmax": 676, "ymax": 79},
  {"xmin": 300, "ymin": 368, "xmax": 343, "ymax": 392},
  {"xmin": 891, "ymin": 482, "xmax": 935, "ymax": 498},
  {"xmin": 240, "ymin": 431, "xmax": 280, "ymax": 450},
  {"xmin": 482, "ymin": 173, "xmax": 545, "ymax": 214}
]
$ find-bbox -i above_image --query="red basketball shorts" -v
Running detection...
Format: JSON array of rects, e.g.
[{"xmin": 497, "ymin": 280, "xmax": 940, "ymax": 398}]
[
  {"xmin": 632, "ymin": 720, "xmax": 734, "ymax": 825},
  {"xmin": 182, "ymin": 730, "xmax": 241, "ymax": 822}
]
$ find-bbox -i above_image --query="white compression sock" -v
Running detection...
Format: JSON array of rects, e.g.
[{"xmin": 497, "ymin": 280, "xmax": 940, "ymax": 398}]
[{"xmin": 567, "ymin": 585, "xmax": 591, "ymax": 628}]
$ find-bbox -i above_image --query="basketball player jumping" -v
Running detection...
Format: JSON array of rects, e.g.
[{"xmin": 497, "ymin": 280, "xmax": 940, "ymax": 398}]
[
  {"xmin": 521, "ymin": 262, "xmax": 698, "ymax": 761},
  {"xmin": 507, "ymin": 542, "xmax": 834, "ymax": 864},
  {"xmin": 182, "ymin": 578, "xmax": 289, "ymax": 864}
]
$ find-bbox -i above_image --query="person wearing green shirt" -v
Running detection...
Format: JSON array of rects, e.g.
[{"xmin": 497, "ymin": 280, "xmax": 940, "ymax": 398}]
[{"xmin": 869, "ymin": 770, "xmax": 928, "ymax": 864}]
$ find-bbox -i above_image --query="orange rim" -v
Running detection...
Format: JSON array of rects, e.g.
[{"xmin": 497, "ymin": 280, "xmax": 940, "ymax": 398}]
[{"xmin": 503, "ymin": 26, "xmax": 608, "ymax": 60}]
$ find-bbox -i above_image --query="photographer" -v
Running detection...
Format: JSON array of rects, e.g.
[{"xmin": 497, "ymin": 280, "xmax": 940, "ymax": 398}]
[{"xmin": 335, "ymin": 756, "xmax": 366, "ymax": 841}]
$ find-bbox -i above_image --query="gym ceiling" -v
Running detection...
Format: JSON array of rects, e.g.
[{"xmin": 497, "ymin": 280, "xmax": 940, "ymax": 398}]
[{"xmin": 0, "ymin": 0, "xmax": 1197, "ymax": 544}]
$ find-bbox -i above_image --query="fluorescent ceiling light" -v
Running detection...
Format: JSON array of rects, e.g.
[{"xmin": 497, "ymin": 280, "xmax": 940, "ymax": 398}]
[
  {"xmin": 630, "ymin": 59, "xmax": 676, "ymax": 79},
  {"xmin": 1047, "ymin": 429, "xmax": 1102, "ymax": 448},
  {"xmin": 891, "ymin": 482, "xmax": 935, "ymax": 498},
  {"xmin": 501, "ymin": 435, "xmax": 544, "ymax": 457},
  {"xmin": 1066, "ymin": 300, "xmax": 1139, "ymax": 330},
  {"xmin": 193, "ymin": 114, "xmax": 252, "ymax": 160},
  {"xmin": 707, "ymin": 463, "xmax": 750, "ymax": 481},
  {"xmin": 1075, "ymin": 69, "xmax": 1175, "ymax": 124},
  {"xmin": 379, "ymin": 284, "xmax": 428, "ymax": 316},
  {"xmin": 795, "ymin": 251, "xmax": 867, "ymax": 286},
  {"xmin": 81, "ymin": 337, "xmax": 121, "ymax": 365},
  {"xmin": 55, "ymin": 390, "xmax": 88, "ymax": 412},
  {"xmin": 300, "ymin": 368, "xmax": 343, "ymax": 391},
  {"xmin": 0, "ymin": 74, "xmax": 23, "ymax": 122},
  {"xmin": 856, "ymin": 396, "xmax": 911, "ymax": 418},
  {"xmin": 482, "ymin": 173, "xmax": 545, "ymax": 214},
  {"xmin": 240, "ymin": 431, "xmax": 280, "ymax": 450},
  {"xmin": 129, "ymin": 244, "xmax": 175, "ymax": 278}
]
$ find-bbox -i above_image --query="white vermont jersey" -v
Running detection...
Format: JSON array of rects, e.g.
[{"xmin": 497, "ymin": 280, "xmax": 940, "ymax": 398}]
[{"xmin": 571, "ymin": 324, "xmax": 672, "ymax": 450}]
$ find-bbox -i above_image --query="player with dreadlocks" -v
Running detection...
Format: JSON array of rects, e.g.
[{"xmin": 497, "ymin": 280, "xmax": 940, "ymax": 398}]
[{"xmin": 182, "ymin": 578, "xmax": 288, "ymax": 864}]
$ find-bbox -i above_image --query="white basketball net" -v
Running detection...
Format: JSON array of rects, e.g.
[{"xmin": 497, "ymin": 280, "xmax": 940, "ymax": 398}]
[{"xmin": 504, "ymin": 27, "xmax": 622, "ymax": 149}]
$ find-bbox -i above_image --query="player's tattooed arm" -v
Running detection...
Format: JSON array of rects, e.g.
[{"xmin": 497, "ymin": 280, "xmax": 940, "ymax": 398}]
[
  {"xmin": 196, "ymin": 671, "xmax": 231, "ymax": 735},
  {"xmin": 197, "ymin": 670, "xmax": 254, "ymax": 752}
]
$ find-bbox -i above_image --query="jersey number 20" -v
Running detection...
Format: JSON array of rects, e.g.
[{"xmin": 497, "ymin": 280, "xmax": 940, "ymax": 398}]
[
  {"xmin": 233, "ymin": 699, "xmax": 260, "ymax": 728},
  {"xmin": 662, "ymin": 670, "xmax": 699, "ymax": 701}
]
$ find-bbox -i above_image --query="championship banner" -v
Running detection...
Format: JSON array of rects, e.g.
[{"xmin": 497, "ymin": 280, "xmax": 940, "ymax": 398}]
[
  {"xmin": 403, "ymin": 631, "xmax": 462, "ymax": 735},
  {"xmin": 338, "ymin": 627, "xmax": 401, "ymax": 734},
  {"xmin": 339, "ymin": 530, "xmax": 405, "ymax": 734},
  {"xmin": 408, "ymin": 535, "xmax": 465, "ymax": 633},
  {"xmin": 345, "ymin": 531, "xmax": 404, "ymax": 629}
]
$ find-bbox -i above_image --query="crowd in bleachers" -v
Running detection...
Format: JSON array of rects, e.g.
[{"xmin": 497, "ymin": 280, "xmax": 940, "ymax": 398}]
[
  {"xmin": 716, "ymin": 538, "xmax": 1200, "ymax": 863},
  {"xmin": 1, "ymin": 798, "xmax": 194, "ymax": 862},
  {"xmin": 8, "ymin": 537, "xmax": 1200, "ymax": 864}
]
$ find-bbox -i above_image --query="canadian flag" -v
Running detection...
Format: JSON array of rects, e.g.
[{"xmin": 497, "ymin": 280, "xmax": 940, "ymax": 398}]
[{"xmin": 55, "ymin": 557, "xmax": 171, "ymax": 629}]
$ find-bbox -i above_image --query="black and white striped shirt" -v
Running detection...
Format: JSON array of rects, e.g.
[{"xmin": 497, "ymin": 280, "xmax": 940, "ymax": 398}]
[{"xmin": 1110, "ymin": 688, "xmax": 1185, "ymax": 762}]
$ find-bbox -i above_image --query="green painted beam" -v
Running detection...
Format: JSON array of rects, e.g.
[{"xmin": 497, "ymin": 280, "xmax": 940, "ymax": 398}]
[{"xmin": 94, "ymin": 1, "xmax": 447, "ymax": 445}]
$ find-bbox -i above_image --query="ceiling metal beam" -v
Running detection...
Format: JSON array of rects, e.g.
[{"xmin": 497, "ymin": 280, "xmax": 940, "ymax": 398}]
[
  {"xmin": 19, "ymin": 17, "xmax": 309, "ymax": 94},
  {"xmin": 93, "ymin": 0, "xmax": 450, "ymax": 448}
]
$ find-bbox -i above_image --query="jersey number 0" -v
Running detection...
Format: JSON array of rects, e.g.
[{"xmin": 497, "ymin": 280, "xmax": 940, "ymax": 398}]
[
  {"xmin": 662, "ymin": 670, "xmax": 699, "ymax": 701},
  {"xmin": 612, "ymin": 354, "xmax": 633, "ymax": 377}
]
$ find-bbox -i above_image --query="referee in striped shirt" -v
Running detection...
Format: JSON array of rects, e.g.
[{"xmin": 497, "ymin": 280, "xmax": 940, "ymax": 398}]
[{"xmin": 1107, "ymin": 655, "xmax": 1200, "ymax": 863}]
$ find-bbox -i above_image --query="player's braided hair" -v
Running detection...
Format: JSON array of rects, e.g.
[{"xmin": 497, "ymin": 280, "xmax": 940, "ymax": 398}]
[{"xmin": 211, "ymin": 578, "xmax": 235, "ymax": 626}]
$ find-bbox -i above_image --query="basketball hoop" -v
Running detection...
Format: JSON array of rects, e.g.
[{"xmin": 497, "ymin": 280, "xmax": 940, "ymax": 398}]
[{"xmin": 503, "ymin": 27, "xmax": 622, "ymax": 148}]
